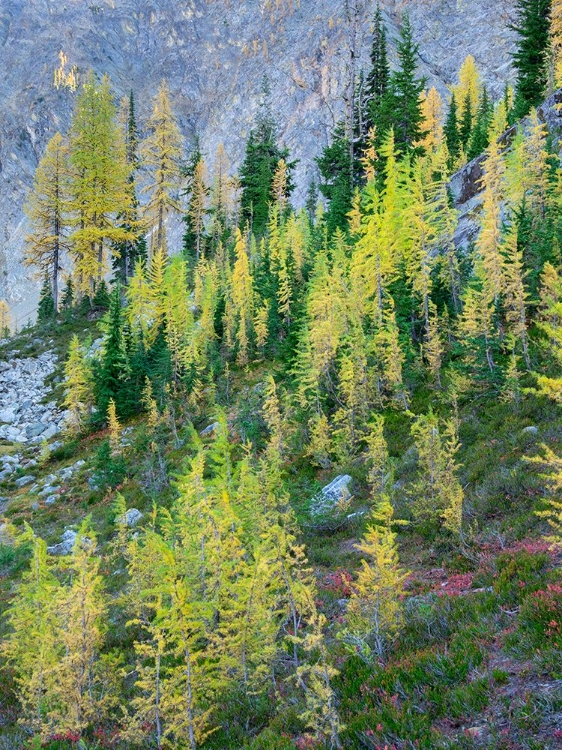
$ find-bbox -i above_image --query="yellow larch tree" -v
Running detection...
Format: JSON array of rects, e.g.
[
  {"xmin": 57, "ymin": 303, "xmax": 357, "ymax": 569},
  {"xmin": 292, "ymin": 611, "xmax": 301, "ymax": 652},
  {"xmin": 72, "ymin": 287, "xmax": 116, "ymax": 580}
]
[
  {"xmin": 253, "ymin": 298, "xmax": 270, "ymax": 356},
  {"xmin": 372, "ymin": 300, "xmax": 409, "ymax": 408},
  {"xmin": 0, "ymin": 300, "xmax": 11, "ymax": 336},
  {"xmin": 2, "ymin": 526, "xmax": 62, "ymax": 739},
  {"xmin": 63, "ymin": 334, "xmax": 93, "ymax": 432},
  {"xmin": 416, "ymin": 86, "xmax": 444, "ymax": 153},
  {"xmin": 306, "ymin": 411, "xmax": 333, "ymax": 469},
  {"xmin": 141, "ymin": 81, "xmax": 183, "ymax": 255},
  {"xmin": 24, "ymin": 132, "xmax": 70, "ymax": 309},
  {"xmin": 227, "ymin": 228, "xmax": 255, "ymax": 365},
  {"xmin": 67, "ymin": 72, "xmax": 135, "ymax": 297},
  {"xmin": 528, "ymin": 445, "xmax": 562, "ymax": 548},
  {"xmin": 450, "ymin": 54, "xmax": 481, "ymax": 132},
  {"xmin": 188, "ymin": 157, "xmax": 209, "ymax": 262},
  {"xmin": 209, "ymin": 143, "xmax": 233, "ymax": 240},
  {"xmin": 410, "ymin": 412, "xmax": 464, "ymax": 536},
  {"xmin": 477, "ymin": 138, "xmax": 506, "ymax": 308},
  {"xmin": 295, "ymin": 245, "xmax": 348, "ymax": 409},
  {"xmin": 294, "ymin": 612, "xmax": 343, "ymax": 749},
  {"xmin": 50, "ymin": 520, "xmax": 108, "ymax": 736},
  {"xmin": 551, "ymin": 0, "xmax": 562, "ymax": 88},
  {"xmin": 161, "ymin": 256, "xmax": 193, "ymax": 382},
  {"xmin": 535, "ymin": 261, "xmax": 562, "ymax": 401},
  {"xmin": 502, "ymin": 231, "xmax": 531, "ymax": 368},
  {"xmin": 147, "ymin": 248, "xmax": 167, "ymax": 342},
  {"xmin": 506, "ymin": 112, "xmax": 551, "ymax": 219},
  {"xmin": 107, "ymin": 398, "xmax": 122, "ymax": 454},
  {"xmin": 365, "ymin": 415, "xmax": 390, "ymax": 499},
  {"xmin": 344, "ymin": 499, "xmax": 409, "ymax": 660},
  {"xmin": 423, "ymin": 300, "xmax": 444, "ymax": 387},
  {"xmin": 272, "ymin": 158, "xmax": 289, "ymax": 214},
  {"xmin": 126, "ymin": 258, "xmax": 157, "ymax": 342}
]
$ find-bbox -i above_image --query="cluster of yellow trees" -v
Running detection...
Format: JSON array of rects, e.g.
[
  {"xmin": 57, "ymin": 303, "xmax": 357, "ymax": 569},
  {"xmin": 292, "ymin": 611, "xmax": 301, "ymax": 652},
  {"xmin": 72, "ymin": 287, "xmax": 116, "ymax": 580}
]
[
  {"xmin": 24, "ymin": 75, "xmax": 184, "ymax": 308},
  {"xmin": 4, "ymin": 390, "xmax": 358, "ymax": 748}
]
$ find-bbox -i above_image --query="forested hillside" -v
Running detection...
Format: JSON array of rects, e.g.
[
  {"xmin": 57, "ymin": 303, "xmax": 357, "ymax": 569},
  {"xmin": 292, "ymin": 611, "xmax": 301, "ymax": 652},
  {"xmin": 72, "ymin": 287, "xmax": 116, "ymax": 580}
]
[{"xmin": 0, "ymin": 1, "xmax": 561, "ymax": 749}]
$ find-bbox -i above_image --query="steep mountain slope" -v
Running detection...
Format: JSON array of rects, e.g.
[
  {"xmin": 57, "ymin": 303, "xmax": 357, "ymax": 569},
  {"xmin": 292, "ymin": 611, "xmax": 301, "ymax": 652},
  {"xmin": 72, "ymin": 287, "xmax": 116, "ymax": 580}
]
[{"xmin": 0, "ymin": 0, "xmax": 516, "ymax": 323}]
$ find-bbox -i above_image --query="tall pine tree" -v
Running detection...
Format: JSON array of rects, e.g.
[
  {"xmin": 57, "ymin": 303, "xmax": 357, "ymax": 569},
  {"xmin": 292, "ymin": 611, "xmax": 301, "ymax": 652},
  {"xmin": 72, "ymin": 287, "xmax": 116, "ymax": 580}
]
[
  {"xmin": 239, "ymin": 78, "xmax": 292, "ymax": 237},
  {"xmin": 511, "ymin": 0, "xmax": 552, "ymax": 119}
]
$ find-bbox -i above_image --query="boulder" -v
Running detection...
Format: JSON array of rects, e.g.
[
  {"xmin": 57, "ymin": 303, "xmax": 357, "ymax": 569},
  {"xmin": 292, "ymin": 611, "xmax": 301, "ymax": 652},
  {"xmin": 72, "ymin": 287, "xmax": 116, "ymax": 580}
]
[
  {"xmin": 38, "ymin": 484, "xmax": 61, "ymax": 497},
  {"xmin": 26, "ymin": 422, "xmax": 48, "ymax": 439},
  {"xmin": 321, "ymin": 475, "xmax": 353, "ymax": 504},
  {"xmin": 522, "ymin": 426, "xmax": 539, "ymax": 436},
  {"xmin": 200, "ymin": 421, "xmax": 221, "ymax": 436},
  {"xmin": 42, "ymin": 424, "xmax": 59, "ymax": 440},
  {"xmin": 47, "ymin": 529, "xmax": 77, "ymax": 556},
  {"xmin": 15, "ymin": 474, "xmax": 36, "ymax": 488},
  {"xmin": 118, "ymin": 508, "xmax": 143, "ymax": 527},
  {"xmin": 0, "ymin": 407, "xmax": 16, "ymax": 424},
  {"xmin": 0, "ymin": 522, "xmax": 14, "ymax": 544},
  {"xmin": 310, "ymin": 475, "xmax": 353, "ymax": 521}
]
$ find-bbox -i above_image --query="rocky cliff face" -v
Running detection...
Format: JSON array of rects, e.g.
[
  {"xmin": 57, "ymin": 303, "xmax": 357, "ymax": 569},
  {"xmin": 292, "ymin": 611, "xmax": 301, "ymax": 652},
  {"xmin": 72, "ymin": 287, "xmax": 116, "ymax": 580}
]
[{"xmin": 0, "ymin": 0, "xmax": 517, "ymax": 323}]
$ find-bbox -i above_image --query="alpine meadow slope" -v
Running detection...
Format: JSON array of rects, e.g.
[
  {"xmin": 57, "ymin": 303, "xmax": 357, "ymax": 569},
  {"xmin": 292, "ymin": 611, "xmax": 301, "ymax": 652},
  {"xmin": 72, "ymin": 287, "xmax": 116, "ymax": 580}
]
[{"xmin": 0, "ymin": 1, "xmax": 561, "ymax": 750}]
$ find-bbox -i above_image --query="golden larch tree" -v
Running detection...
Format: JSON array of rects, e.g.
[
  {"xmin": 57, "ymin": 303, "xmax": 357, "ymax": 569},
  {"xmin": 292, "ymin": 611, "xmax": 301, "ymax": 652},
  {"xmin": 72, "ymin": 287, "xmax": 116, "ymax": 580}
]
[
  {"xmin": 24, "ymin": 132, "xmax": 70, "ymax": 309},
  {"xmin": 141, "ymin": 81, "xmax": 183, "ymax": 255}
]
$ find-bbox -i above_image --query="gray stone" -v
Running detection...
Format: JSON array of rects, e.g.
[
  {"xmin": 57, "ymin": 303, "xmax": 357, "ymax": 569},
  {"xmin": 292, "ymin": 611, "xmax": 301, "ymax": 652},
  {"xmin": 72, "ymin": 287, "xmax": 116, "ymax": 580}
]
[
  {"xmin": 321, "ymin": 475, "xmax": 353, "ymax": 504},
  {"xmin": 118, "ymin": 508, "xmax": 143, "ymax": 527},
  {"xmin": 0, "ymin": 407, "xmax": 16, "ymax": 423},
  {"xmin": 45, "ymin": 495, "xmax": 57, "ymax": 506},
  {"xmin": 39, "ymin": 484, "xmax": 60, "ymax": 497},
  {"xmin": 25, "ymin": 422, "xmax": 48, "ymax": 438},
  {"xmin": 310, "ymin": 475, "xmax": 353, "ymax": 520},
  {"xmin": 15, "ymin": 474, "xmax": 36, "ymax": 488},
  {"xmin": 0, "ymin": 522, "xmax": 14, "ymax": 543},
  {"xmin": 522, "ymin": 426, "xmax": 539, "ymax": 436},
  {"xmin": 47, "ymin": 529, "xmax": 77, "ymax": 556},
  {"xmin": 42, "ymin": 424, "xmax": 59, "ymax": 440},
  {"xmin": 200, "ymin": 422, "xmax": 221, "ymax": 437}
]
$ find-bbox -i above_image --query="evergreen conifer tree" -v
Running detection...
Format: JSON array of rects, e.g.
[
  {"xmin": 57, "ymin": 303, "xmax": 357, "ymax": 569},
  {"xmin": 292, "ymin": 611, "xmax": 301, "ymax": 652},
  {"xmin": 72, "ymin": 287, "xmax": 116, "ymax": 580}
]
[
  {"xmin": 363, "ymin": 4, "xmax": 390, "ymax": 141},
  {"xmin": 511, "ymin": 0, "xmax": 552, "ymax": 119},
  {"xmin": 239, "ymin": 78, "xmax": 292, "ymax": 237},
  {"xmin": 95, "ymin": 286, "xmax": 130, "ymax": 417},
  {"xmin": 113, "ymin": 91, "xmax": 147, "ymax": 283},
  {"xmin": 386, "ymin": 15, "xmax": 427, "ymax": 152},
  {"xmin": 61, "ymin": 276, "xmax": 75, "ymax": 310},
  {"xmin": 444, "ymin": 93, "xmax": 461, "ymax": 168},
  {"xmin": 317, "ymin": 122, "xmax": 354, "ymax": 234},
  {"xmin": 37, "ymin": 276, "xmax": 56, "ymax": 323}
]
